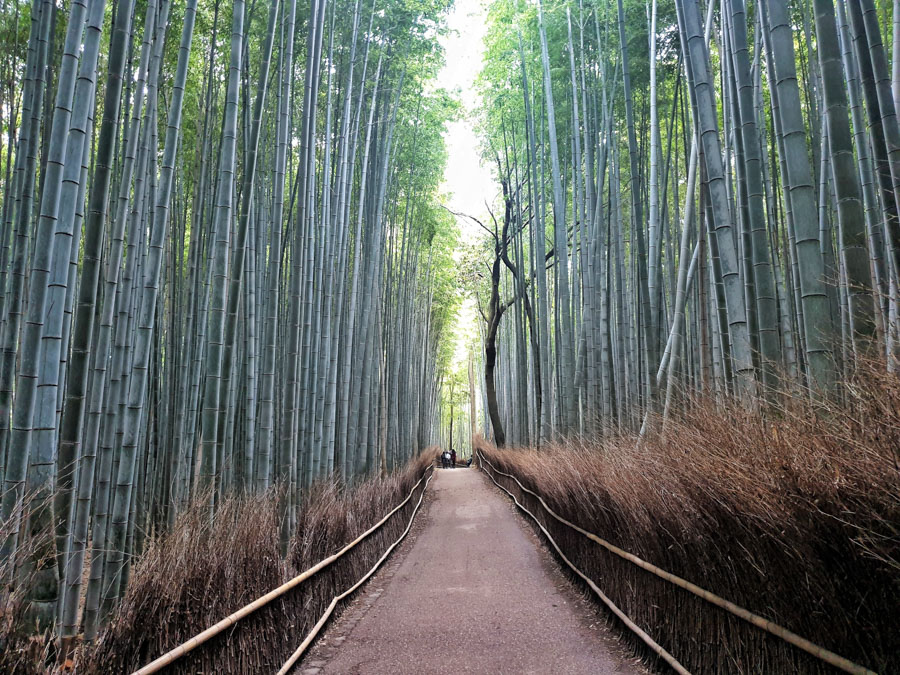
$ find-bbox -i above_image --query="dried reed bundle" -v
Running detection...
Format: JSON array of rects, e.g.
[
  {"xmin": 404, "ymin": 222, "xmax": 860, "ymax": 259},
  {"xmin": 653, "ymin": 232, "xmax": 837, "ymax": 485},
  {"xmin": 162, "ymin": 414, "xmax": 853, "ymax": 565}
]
[{"xmin": 0, "ymin": 494, "xmax": 55, "ymax": 674}]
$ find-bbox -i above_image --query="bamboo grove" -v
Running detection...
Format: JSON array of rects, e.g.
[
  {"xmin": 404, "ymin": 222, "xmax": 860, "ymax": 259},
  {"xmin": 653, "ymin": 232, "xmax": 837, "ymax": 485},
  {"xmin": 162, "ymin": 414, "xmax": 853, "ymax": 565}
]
[
  {"xmin": 0, "ymin": 0, "xmax": 459, "ymax": 639},
  {"xmin": 471, "ymin": 0, "xmax": 900, "ymax": 447}
]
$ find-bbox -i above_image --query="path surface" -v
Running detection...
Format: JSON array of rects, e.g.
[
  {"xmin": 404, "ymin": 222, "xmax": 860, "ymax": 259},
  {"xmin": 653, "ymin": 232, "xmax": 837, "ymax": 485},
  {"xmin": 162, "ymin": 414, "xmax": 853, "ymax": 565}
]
[{"xmin": 297, "ymin": 467, "xmax": 643, "ymax": 674}]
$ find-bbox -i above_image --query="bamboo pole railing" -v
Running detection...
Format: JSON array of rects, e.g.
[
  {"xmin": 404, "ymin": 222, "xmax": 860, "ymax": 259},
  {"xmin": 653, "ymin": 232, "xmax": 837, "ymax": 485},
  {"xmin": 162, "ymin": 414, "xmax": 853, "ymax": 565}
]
[
  {"xmin": 277, "ymin": 466, "xmax": 435, "ymax": 674},
  {"xmin": 133, "ymin": 465, "xmax": 434, "ymax": 675},
  {"xmin": 478, "ymin": 453, "xmax": 690, "ymax": 674},
  {"xmin": 477, "ymin": 450, "xmax": 877, "ymax": 675}
]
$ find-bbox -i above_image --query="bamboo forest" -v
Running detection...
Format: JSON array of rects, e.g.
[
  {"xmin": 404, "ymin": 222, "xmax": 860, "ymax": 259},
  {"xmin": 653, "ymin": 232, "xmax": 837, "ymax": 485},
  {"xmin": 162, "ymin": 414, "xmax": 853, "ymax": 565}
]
[{"xmin": 0, "ymin": 0, "xmax": 897, "ymax": 671}]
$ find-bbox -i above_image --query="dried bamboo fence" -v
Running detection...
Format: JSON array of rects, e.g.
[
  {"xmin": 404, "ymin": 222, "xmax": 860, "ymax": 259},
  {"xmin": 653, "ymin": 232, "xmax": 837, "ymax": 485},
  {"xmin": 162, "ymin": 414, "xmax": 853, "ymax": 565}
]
[
  {"xmin": 477, "ymin": 450, "xmax": 876, "ymax": 675},
  {"xmin": 129, "ymin": 463, "xmax": 434, "ymax": 674}
]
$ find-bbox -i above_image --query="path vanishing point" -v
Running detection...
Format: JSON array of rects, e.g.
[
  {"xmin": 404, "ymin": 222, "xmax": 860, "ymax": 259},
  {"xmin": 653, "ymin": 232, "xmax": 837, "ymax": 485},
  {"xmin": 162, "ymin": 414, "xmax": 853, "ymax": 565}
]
[{"xmin": 294, "ymin": 467, "xmax": 645, "ymax": 674}]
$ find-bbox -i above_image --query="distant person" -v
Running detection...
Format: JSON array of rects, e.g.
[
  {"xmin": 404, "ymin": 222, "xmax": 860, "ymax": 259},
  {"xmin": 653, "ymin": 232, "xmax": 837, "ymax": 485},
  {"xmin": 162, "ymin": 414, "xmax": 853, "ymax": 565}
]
[
  {"xmin": 441, "ymin": 450, "xmax": 450, "ymax": 468},
  {"xmin": 450, "ymin": 448, "xmax": 457, "ymax": 468},
  {"xmin": 465, "ymin": 456, "xmax": 473, "ymax": 468}
]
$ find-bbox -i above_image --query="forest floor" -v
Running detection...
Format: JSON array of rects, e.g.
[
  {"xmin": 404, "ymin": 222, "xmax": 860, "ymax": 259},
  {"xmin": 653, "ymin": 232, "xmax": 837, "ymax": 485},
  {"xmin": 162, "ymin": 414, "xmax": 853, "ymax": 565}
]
[{"xmin": 294, "ymin": 466, "xmax": 645, "ymax": 674}]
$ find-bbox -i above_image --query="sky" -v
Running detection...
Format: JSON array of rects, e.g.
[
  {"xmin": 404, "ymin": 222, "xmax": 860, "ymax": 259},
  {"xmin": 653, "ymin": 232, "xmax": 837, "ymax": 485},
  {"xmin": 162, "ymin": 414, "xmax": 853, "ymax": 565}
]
[
  {"xmin": 438, "ymin": 0, "xmax": 494, "ymax": 245},
  {"xmin": 436, "ymin": 0, "xmax": 493, "ymax": 373}
]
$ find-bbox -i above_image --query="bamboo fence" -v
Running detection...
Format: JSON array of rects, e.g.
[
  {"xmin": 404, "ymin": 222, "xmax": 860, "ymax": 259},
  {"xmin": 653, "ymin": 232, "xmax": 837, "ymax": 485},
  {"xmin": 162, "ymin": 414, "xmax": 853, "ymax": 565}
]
[
  {"xmin": 132, "ymin": 465, "xmax": 434, "ymax": 674},
  {"xmin": 477, "ymin": 451, "xmax": 876, "ymax": 675}
]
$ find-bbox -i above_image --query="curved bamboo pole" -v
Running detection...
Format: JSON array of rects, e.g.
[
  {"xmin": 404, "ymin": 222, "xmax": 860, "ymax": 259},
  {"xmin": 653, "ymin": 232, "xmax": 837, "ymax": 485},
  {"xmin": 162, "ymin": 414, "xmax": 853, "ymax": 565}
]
[
  {"xmin": 133, "ymin": 465, "xmax": 434, "ymax": 675},
  {"xmin": 277, "ymin": 467, "xmax": 435, "ymax": 674},
  {"xmin": 477, "ymin": 451, "xmax": 875, "ymax": 675},
  {"xmin": 478, "ymin": 454, "xmax": 690, "ymax": 675}
]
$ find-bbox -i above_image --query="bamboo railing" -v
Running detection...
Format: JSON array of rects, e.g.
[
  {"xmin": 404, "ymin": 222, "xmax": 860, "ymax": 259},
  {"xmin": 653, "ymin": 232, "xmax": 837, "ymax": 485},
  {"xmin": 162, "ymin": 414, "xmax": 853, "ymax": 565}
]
[
  {"xmin": 478, "ymin": 452, "xmax": 690, "ymax": 674},
  {"xmin": 133, "ymin": 465, "xmax": 434, "ymax": 675},
  {"xmin": 276, "ymin": 466, "xmax": 435, "ymax": 673},
  {"xmin": 477, "ymin": 451, "xmax": 876, "ymax": 675}
]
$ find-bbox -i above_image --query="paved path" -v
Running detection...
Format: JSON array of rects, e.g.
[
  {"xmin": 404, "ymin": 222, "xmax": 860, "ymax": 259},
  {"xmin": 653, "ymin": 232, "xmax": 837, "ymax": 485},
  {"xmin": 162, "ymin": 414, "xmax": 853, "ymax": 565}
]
[{"xmin": 298, "ymin": 467, "xmax": 643, "ymax": 675}]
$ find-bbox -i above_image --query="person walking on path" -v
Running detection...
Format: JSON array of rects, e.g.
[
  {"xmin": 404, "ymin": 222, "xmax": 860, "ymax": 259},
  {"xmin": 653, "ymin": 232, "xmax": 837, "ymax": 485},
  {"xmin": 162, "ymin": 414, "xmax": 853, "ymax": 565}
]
[{"xmin": 450, "ymin": 448, "xmax": 457, "ymax": 468}]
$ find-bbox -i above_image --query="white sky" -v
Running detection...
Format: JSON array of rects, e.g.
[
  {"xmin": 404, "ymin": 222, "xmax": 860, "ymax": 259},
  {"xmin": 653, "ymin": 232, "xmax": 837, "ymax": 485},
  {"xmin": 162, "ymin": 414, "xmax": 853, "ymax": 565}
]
[
  {"xmin": 436, "ymin": 0, "xmax": 493, "ymax": 375},
  {"xmin": 438, "ymin": 0, "xmax": 494, "ymax": 245}
]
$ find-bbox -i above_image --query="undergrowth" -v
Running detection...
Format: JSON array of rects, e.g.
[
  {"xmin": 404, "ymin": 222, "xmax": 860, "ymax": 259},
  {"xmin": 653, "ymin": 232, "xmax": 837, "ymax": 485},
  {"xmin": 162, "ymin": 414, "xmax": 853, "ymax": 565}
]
[
  {"xmin": 0, "ymin": 499, "xmax": 55, "ymax": 674},
  {"xmin": 479, "ymin": 362, "xmax": 899, "ymax": 674},
  {"xmin": 78, "ymin": 450, "xmax": 434, "ymax": 673}
]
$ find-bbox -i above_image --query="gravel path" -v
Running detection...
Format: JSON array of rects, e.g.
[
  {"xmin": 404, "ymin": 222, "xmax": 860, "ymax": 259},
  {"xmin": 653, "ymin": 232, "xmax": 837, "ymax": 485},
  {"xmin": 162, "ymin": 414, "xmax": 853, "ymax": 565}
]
[{"xmin": 297, "ymin": 467, "xmax": 644, "ymax": 674}]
